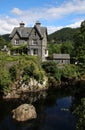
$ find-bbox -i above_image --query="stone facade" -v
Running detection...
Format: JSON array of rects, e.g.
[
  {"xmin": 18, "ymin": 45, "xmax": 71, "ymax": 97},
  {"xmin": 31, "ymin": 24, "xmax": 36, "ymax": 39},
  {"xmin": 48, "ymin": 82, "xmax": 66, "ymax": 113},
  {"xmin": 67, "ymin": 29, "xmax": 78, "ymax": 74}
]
[
  {"xmin": 9, "ymin": 21, "xmax": 48, "ymax": 62},
  {"xmin": 53, "ymin": 54, "xmax": 70, "ymax": 64}
]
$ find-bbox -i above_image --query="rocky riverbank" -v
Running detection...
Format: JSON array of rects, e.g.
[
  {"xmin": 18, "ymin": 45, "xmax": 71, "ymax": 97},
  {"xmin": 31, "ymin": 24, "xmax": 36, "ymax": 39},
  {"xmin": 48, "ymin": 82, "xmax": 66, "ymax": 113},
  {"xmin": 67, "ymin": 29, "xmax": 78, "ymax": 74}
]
[
  {"xmin": 3, "ymin": 77, "xmax": 48, "ymax": 99},
  {"xmin": 3, "ymin": 74, "xmax": 85, "ymax": 100}
]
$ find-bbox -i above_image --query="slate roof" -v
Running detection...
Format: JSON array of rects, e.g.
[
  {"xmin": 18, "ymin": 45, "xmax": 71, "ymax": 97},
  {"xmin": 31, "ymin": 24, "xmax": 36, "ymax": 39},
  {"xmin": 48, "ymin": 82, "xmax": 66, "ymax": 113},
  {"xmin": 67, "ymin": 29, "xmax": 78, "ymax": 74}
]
[
  {"xmin": 9, "ymin": 22, "xmax": 47, "ymax": 39},
  {"xmin": 9, "ymin": 27, "xmax": 32, "ymax": 38},
  {"xmin": 53, "ymin": 54, "xmax": 70, "ymax": 59}
]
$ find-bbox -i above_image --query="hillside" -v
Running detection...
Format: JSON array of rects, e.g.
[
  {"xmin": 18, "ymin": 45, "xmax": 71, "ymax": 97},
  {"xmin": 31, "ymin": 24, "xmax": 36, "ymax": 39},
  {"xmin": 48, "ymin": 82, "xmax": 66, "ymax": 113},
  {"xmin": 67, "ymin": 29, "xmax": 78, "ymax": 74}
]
[
  {"xmin": 1, "ymin": 34, "xmax": 10, "ymax": 42},
  {"xmin": 0, "ymin": 34, "xmax": 10, "ymax": 50},
  {"xmin": 48, "ymin": 27, "xmax": 79, "ymax": 43}
]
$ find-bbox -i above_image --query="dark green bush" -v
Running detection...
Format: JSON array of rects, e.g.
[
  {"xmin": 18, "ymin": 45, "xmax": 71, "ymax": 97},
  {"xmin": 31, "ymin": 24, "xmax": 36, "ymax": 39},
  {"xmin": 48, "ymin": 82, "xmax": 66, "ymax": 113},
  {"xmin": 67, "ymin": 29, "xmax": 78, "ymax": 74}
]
[
  {"xmin": 73, "ymin": 98, "xmax": 85, "ymax": 130},
  {"xmin": 9, "ymin": 65, "xmax": 17, "ymax": 81},
  {"xmin": 42, "ymin": 61, "xmax": 61, "ymax": 81},
  {"xmin": 42, "ymin": 61, "xmax": 57, "ymax": 76},
  {"xmin": 0, "ymin": 69, "xmax": 11, "ymax": 91}
]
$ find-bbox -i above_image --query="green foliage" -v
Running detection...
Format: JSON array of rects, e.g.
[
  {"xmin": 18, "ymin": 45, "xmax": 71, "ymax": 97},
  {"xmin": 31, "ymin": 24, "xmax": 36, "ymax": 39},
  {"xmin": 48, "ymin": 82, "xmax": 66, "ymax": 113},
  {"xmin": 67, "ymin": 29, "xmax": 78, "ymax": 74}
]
[
  {"xmin": 9, "ymin": 66, "xmax": 17, "ymax": 81},
  {"xmin": 0, "ymin": 36, "xmax": 7, "ymax": 50},
  {"xmin": 0, "ymin": 52, "xmax": 45, "ymax": 92},
  {"xmin": 0, "ymin": 35, "xmax": 11, "ymax": 50},
  {"xmin": 61, "ymin": 65, "xmax": 78, "ymax": 78},
  {"xmin": 42, "ymin": 61, "xmax": 61, "ymax": 81},
  {"xmin": 48, "ymin": 27, "xmax": 79, "ymax": 43},
  {"xmin": 0, "ymin": 69, "xmax": 11, "ymax": 91},
  {"xmin": 22, "ymin": 62, "xmax": 45, "ymax": 83},
  {"xmin": 42, "ymin": 61, "xmax": 79, "ymax": 82},
  {"xmin": 81, "ymin": 20, "xmax": 85, "ymax": 34},
  {"xmin": 73, "ymin": 98, "xmax": 85, "ymax": 130},
  {"xmin": 61, "ymin": 41, "xmax": 74, "ymax": 54},
  {"xmin": 42, "ymin": 61, "xmax": 57, "ymax": 76},
  {"xmin": 73, "ymin": 20, "xmax": 85, "ymax": 65},
  {"xmin": 10, "ymin": 44, "xmax": 28, "ymax": 54},
  {"xmin": 48, "ymin": 41, "xmax": 74, "ymax": 57},
  {"xmin": 23, "ymin": 64, "xmax": 35, "ymax": 77},
  {"xmin": 1, "ymin": 34, "xmax": 10, "ymax": 41},
  {"xmin": 48, "ymin": 43, "xmax": 61, "ymax": 55}
]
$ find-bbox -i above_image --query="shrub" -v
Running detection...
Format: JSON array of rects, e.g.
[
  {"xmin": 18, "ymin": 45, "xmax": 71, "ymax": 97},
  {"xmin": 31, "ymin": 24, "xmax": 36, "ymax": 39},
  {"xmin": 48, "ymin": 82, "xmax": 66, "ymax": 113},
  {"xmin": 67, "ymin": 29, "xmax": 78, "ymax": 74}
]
[
  {"xmin": 61, "ymin": 65, "xmax": 78, "ymax": 78},
  {"xmin": 22, "ymin": 62, "xmax": 45, "ymax": 83},
  {"xmin": 0, "ymin": 69, "xmax": 11, "ymax": 91},
  {"xmin": 42, "ymin": 61, "xmax": 57, "ymax": 76},
  {"xmin": 9, "ymin": 65, "xmax": 17, "ymax": 81},
  {"xmin": 73, "ymin": 98, "xmax": 85, "ymax": 130}
]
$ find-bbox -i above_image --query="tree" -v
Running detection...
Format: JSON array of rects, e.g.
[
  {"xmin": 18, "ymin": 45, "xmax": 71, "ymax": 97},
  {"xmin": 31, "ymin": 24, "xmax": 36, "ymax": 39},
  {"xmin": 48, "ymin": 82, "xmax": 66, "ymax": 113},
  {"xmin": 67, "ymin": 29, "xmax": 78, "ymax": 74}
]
[
  {"xmin": 61, "ymin": 41, "xmax": 74, "ymax": 54},
  {"xmin": 81, "ymin": 20, "xmax": 85, "ymax": 34},
  {"xmin": 0, "ymin": 36, "xmax": 7, "ymax": 50},
  {"xmin": 73, "ymin": 20, "xmax": 85, "ymax": 64},
  {"xmin": 73, "ymin": 98, "xmax": 85, "ymax": 130},
  {"xmin": 48, "ymin": 42, "xmax": 62, "ymax": 56}
]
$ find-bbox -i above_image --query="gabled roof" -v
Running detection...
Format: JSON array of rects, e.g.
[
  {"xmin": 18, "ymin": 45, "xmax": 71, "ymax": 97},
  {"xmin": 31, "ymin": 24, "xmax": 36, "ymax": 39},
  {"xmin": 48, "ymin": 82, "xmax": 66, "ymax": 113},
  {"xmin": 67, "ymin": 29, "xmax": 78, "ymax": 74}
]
[
  {"xmin": 53, "ymin": 54, "xmax": 70, "ymax": 59},
  {"xmin": 9, "ymin": 27, "xmax": 32, "ymax": 38},
  {"xmin": 9, "ymin": 22, "xmax": 47, "ymax": 39},
  {"xmin": 34, "ymin": 25, "xmax": 43, "ymax": 39}
]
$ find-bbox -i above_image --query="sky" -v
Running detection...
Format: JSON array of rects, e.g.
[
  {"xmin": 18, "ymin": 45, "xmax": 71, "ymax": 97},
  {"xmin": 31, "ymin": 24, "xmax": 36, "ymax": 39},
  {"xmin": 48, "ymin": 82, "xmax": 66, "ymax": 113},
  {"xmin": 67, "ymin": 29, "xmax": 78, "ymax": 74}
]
[{"xmin": 0, "ymin": 0, "xmax": 85, "ymax": 34}]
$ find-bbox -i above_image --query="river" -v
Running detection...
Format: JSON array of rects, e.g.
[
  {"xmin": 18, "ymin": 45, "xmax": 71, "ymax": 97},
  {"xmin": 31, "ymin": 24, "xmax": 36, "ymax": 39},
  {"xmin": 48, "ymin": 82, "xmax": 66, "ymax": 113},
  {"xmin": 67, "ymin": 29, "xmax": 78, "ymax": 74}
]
[{"xmin": 0, "ymin": 81, "xmax": 85, "ymax": 130}]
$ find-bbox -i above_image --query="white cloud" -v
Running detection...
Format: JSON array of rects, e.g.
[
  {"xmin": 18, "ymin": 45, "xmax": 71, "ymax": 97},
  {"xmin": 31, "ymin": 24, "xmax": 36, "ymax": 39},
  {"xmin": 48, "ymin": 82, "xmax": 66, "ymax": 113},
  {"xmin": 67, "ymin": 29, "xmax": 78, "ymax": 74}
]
[
  {"xmin": 11, "ymin": 8, "xmax": 22, "ymax": 15},
  {"xmin": 0, "ymin": 0, "xmax": 85, "ymax": 34},
  {"xmin": 0, "ymin": 16, "xmax": 19, "ymax": 34},
  {"xmin": 47, "ymin": 26, "xmax": 63, "ymax": 34},
  {"xmin": 10, "ymin": 0, "xmax": 85, "ymax": 21},
  {"xmin": 66, "ymin": 20, "xmax": 82, "ymax": 28},
  {"xmin": 48, "ymin": 20, "xmax": 83, "ymax": 34}
]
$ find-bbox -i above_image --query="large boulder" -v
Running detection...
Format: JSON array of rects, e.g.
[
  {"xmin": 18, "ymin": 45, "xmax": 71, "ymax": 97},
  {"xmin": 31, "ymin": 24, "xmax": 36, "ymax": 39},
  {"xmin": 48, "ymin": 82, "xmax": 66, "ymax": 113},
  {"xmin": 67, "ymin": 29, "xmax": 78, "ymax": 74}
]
[{"xmin": 12, "ymin": 104, "xmax": 37, "ymax": 121}]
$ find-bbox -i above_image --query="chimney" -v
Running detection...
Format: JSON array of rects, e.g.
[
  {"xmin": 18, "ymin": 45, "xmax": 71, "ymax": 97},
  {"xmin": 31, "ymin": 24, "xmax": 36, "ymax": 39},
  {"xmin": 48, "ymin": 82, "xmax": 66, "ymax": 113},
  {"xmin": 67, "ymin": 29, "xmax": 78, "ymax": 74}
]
[
  {"xmin": 35, "ymin": 21, "xmax": 41, "ymax": 27},
  {"xmin": 20, "ymin": 22, "xmax": 25, "ymax": 28}
]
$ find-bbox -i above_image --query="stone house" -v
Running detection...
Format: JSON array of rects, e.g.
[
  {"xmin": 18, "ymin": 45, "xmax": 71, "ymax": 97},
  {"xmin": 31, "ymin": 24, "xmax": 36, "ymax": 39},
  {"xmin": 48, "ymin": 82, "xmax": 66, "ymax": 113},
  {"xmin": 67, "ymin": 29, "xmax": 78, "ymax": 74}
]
[
  {"xmin": 9, "ymin": 21, "xmax": 48, "ymax": 62},
  {"xmin": 53, "ymin": 54, "xmax": 70, "ymax": 64}
]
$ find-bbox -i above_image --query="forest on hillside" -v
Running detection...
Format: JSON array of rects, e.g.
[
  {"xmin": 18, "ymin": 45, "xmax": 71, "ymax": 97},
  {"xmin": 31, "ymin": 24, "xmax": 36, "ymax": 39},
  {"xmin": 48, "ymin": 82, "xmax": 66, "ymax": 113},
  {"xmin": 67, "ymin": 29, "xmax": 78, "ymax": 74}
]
[{"xmin": 48, "ymin": 27, "xmax": 79, "ymax": 43}]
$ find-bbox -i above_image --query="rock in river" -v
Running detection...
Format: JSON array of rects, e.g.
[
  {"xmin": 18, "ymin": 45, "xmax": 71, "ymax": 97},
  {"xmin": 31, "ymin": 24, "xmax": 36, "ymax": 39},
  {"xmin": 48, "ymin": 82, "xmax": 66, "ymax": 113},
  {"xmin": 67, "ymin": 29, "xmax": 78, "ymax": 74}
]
[{"xmin": 12, "ymin": 104, "xmax": 37, "ymax": 121}]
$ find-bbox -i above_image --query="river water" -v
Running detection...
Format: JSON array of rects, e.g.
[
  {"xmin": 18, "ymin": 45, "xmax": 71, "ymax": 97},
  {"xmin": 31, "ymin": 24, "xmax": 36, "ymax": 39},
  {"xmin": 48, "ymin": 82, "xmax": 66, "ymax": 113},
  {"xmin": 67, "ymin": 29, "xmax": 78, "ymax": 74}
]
[{"xmin": 0, "ymin": 83, "xmax": 84, "ymax": 130}]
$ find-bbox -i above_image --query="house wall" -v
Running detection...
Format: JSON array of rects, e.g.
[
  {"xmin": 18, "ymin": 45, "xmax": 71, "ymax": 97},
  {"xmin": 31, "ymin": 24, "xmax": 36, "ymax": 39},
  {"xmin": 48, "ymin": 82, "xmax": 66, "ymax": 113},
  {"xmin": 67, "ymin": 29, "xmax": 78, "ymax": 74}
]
[
  {"xmin": 11, "ymin": 34, "xmax": 27, "ymax": 46},
  {"xmin": 53, "ymin": 59, "xmax": 70, "ymax": 64},
  {"xmin": 28, "ymin": 28, "xmax": 42, "ymax": 59},
  {"xmin": 41, "ymin": 31, "xmax": 48, "ymax": 61}
]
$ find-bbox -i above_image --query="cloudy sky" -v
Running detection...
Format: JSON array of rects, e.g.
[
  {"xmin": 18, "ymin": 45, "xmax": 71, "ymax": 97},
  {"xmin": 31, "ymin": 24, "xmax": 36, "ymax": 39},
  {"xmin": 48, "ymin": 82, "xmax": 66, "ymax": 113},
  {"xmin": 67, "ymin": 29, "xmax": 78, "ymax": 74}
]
[{"xmin": 0, "ymin": 0, "xmax": 85, "ymax": 34}]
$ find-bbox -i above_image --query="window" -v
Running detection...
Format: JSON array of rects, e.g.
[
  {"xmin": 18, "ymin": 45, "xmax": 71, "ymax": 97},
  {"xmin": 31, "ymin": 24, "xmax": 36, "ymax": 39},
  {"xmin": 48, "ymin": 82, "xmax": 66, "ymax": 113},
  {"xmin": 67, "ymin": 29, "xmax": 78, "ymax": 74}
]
[
  {"xmin": 15, "ymin": 39, "xmax": 19, "ymax": 45},
  {"xmin": 34, "ymin": 40, "xmax": 37, "ymax": 44},
  {"xmin": 45, "ymin": 49, "xmax": 47, "ymax": 54},
  {"xmin": 32, "ymin": 40, "xmax": 37, "ymax": 45},
  {"xmin": 33, "ymin": 49, "xmax": 38, "ymax": 55}
]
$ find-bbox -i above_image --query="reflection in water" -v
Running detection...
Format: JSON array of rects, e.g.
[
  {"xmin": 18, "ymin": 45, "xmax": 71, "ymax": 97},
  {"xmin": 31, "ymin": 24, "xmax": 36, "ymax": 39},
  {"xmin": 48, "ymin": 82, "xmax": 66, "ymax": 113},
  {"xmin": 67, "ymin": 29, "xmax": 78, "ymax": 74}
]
[
  {"xmin": 0, "ymin": 87, "xmax": 80, "ymax": 130},
  {"xmin": 42, "ymin": 97, "xmax": 75, "ymax": 130},
  {"xmin": 0, "ymin": 116, "xmax": 17, "ymax": 130}
]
